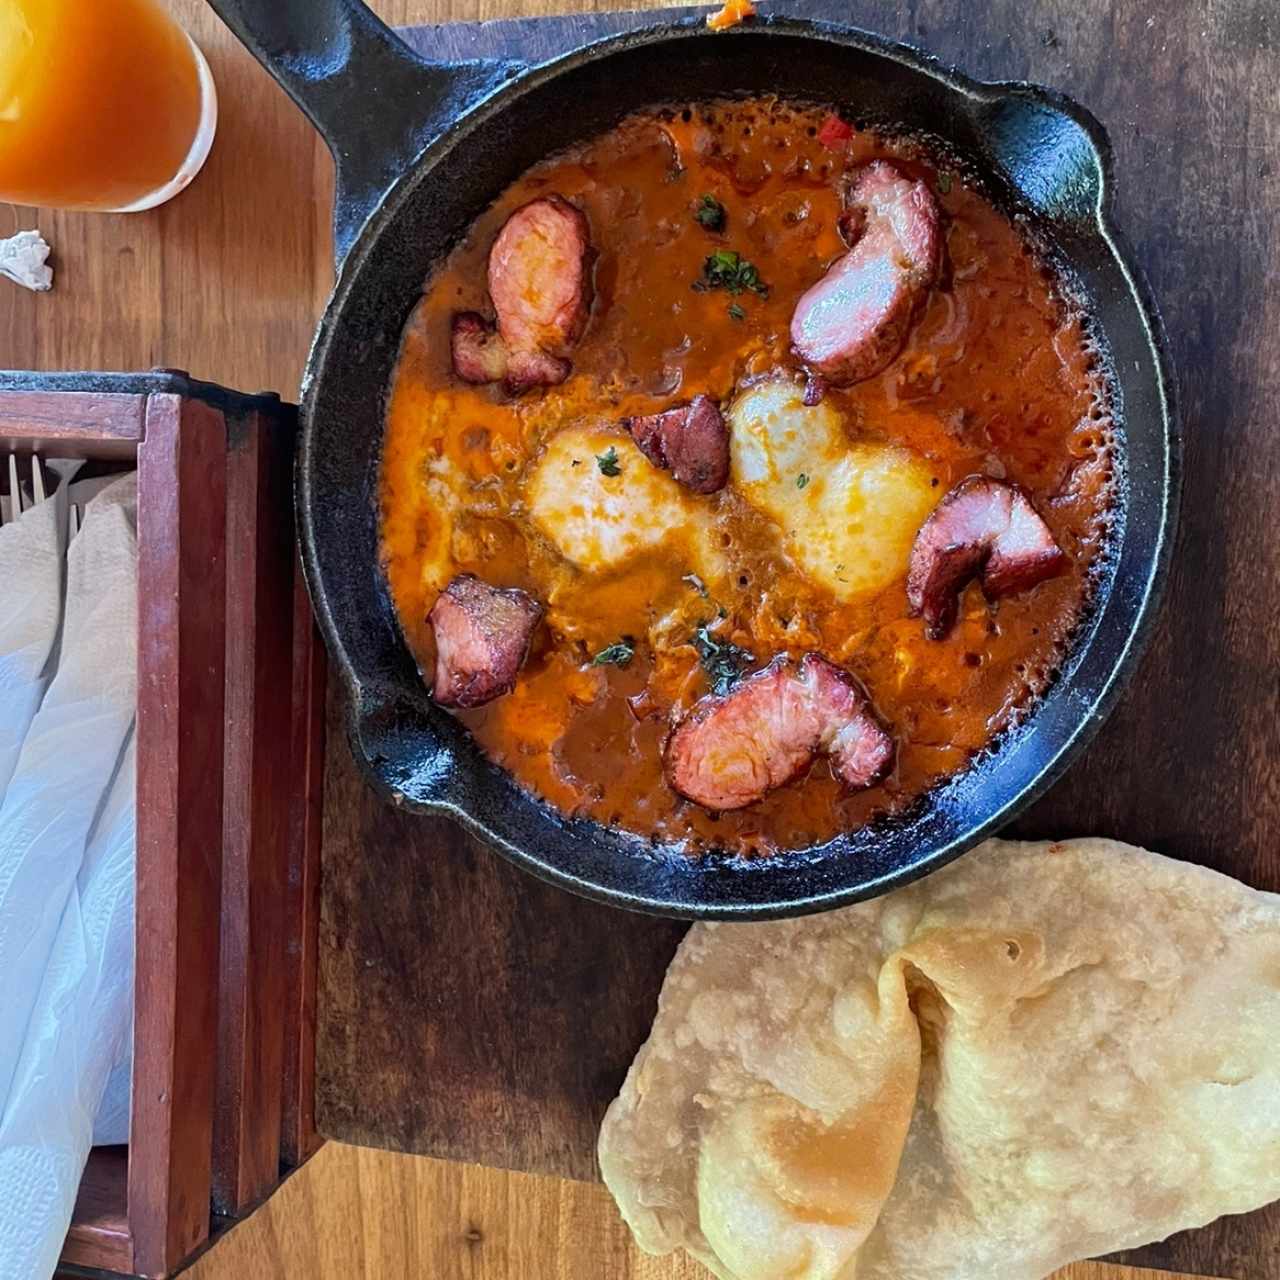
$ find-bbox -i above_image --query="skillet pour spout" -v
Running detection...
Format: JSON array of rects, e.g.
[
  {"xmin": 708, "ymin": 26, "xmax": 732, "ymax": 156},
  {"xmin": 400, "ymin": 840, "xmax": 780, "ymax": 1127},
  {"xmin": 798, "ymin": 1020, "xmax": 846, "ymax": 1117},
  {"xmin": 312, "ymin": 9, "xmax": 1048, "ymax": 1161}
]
[{"xmin": 209, "ymin": 0, "xmax": 1178, "ymax": 920}]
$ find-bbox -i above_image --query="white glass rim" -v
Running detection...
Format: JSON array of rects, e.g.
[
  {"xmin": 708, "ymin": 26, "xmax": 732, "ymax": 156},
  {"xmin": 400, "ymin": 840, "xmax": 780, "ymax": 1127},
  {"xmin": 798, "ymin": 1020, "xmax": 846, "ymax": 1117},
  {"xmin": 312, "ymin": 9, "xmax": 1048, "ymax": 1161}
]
[{"xmin": 103, "ymin": 32, "xmax": 218, "ymax": 214}]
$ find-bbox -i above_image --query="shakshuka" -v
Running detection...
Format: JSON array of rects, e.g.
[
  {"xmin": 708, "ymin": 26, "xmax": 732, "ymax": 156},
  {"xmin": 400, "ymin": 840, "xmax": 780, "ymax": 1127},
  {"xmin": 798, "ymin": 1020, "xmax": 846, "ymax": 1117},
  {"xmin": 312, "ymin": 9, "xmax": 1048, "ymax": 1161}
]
[{"xmin": 379, "ymin": 99, "xmax": 1116, "ymax": 857}]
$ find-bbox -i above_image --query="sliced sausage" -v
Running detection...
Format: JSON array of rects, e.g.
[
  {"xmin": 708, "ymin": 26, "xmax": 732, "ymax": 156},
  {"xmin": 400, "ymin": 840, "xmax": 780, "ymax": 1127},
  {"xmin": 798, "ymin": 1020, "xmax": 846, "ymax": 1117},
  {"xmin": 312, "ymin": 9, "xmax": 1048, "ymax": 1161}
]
[
  {"xmin": 983, "ymin": 486, "xmax": 1070, "ymax": 599},
  {"xmin": 799, "ymin": 653, "xmax": 897, "ymax": 790},
  {"xmin": 451, "ymin": 312, "xmax": 509, "ymax": 385},
  {"xmin": 489, "ymin": 195, "xmax": 593, "ymax": 390},
  {"xmin": 427, "ymin": 574, "xmax": 543, "ymax": 709},
  {"xmin": 450, "ymin": 195, "xmax": 594, "ymax": 392},
  {"xmin": 624, "ymin": 395, "xmax": 730, "ymax": 494},
  {"xmin": 790, "ymin": 161, "xmax": 941, "ymax": 385},
  {"xmin": 906, "ymin": 476, "xmax": 1066, "ymax": 640},
  {"xmin": 664, "ymin": 653, "xmax": 893, "ymax": 811}
]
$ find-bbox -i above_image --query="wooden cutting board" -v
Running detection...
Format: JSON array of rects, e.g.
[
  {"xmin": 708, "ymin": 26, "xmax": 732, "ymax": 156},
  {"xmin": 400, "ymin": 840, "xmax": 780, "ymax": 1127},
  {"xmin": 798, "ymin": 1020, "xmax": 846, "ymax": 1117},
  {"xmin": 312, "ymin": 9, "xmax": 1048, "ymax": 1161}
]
[{"xmin": 316, "ymin": 3, "xmax": 1280, "ymax": 1278}]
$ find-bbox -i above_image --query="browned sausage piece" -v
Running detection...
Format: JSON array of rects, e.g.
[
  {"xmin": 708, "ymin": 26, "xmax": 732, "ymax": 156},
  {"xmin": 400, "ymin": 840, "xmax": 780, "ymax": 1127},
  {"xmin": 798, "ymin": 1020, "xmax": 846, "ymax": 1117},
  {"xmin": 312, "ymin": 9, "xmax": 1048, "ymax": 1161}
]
[
  {"xmin": 427, "ymin": 574, "xmax": 543, "ymax": 709},
  {"xmin": 906, "ymin": 476, "xmax": 1066, "ymax": 640},
  {"xmin": 489, "ymin": 195, "xmax": 593, "ymax": 390},
  {"xmin": 624, "ymin": 395, "xmax": 730, "ymax": 494},
  {"xmin": 984, "ymin": 486, "xmax": 1070, "ymax": 600},
  {"xmin": 664, "ymin": 654, "xmax": 893, "ymax": 811},
  {"xmin": 800, "ymin": 653, "xmax": 896, "ymax": 790},
  {"xmin": 790, "ymin": 161, "xmax": 941, "ymax": 385},
  {"xmin": 450, "ymin": 196, "xmax": 594, "ymax": 392},
  {"xmin": 451, "ymin": 312, "xmax": 509, "ymax": 385}
]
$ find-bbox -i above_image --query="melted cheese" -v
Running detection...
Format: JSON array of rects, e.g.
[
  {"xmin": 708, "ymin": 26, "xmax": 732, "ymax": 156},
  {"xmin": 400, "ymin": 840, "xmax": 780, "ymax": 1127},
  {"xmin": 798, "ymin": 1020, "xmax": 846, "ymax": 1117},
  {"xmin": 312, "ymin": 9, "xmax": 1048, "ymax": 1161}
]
[
  {"xmin": 526, "ymin": 425, "xmax": 724, "ymax": 581},
  {"xmin": 729, "ymin": 381, "xmax": 937, "ymax": 601}
]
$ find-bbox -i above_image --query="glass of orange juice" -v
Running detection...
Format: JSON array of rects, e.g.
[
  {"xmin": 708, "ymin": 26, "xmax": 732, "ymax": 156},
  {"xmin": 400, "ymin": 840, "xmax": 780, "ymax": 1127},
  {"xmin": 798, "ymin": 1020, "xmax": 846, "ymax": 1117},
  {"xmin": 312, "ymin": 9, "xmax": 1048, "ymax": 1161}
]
[{"xmin": 0, "ymin": 0, "xmax": 216, "ymax": 211}]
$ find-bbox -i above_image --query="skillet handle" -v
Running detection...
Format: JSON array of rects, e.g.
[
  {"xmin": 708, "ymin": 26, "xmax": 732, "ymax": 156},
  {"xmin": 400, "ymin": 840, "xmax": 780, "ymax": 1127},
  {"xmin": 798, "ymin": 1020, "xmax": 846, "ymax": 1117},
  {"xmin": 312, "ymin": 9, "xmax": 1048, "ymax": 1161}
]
[{"xmin": 206, "ymin": 0, "xmax": 518, "ymax": 263}]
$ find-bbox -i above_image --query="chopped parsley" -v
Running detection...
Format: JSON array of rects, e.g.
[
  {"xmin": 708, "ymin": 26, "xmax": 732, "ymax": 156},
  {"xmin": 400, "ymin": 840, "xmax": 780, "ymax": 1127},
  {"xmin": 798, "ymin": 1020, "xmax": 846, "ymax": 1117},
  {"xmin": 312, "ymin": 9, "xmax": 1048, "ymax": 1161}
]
[
  {"xmin": 693, "ymin": 622, "xmax": 754, "ymax": 695},
  {"xmin": 592, "ymin": 638, "xmax": 635, "ymax": 668},
  {"xmin": 596, "ymin": 446, "xmax": 622, "ymax": 476},
  {"xmin": 694, "ymin": 193, "xmax": 727, "ymax": 231},
  {"xmin": 693, "ymin": 249, "xmax": 769, "ymax": 298},
  {"xmin": 796, "ymin": 473, "xmax": 809, "ymax": 489},
  {"xmin": 728, "ymin": 301, "xmax": 746, "ymax": 321},
  {"xmin": 937, "ymin": 171, "xmax": 954, "ymax": 195}
]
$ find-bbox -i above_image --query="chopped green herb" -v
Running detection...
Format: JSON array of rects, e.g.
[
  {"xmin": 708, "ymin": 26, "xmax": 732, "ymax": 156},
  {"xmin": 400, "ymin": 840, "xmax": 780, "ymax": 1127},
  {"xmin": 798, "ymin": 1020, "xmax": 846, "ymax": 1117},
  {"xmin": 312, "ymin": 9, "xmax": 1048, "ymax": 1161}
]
[
  {"xmin": 693, "ymin": 249, "xmax": 769, "ymax": 298},
  {"xmin": 937, "ymin": 171, "xmax": 953, "ymax": 195},
  {"xmin": 592, "ymin": 638, "xmax": 635, "ymax": 668},
  {"xmin": 796, "ymin": 473, "xmax": 809, "ymax": 489},
  {"xmin": 694, "ymin": 193, "xmax": 727, "ymax": 231},
  {"xmin": 596, "ymin": 446, "xmax": 622, "ymax": 477},
  {"xmin": 683, "ymin": 573, "xmax": 710, "ymax": 599},
  {"xmin": 728, "ymin": 301, "xmax": 746, "ymax": 321},
  {"xmin": 693, "ymin": 622, "xmax": 754, "ymax": 696}
]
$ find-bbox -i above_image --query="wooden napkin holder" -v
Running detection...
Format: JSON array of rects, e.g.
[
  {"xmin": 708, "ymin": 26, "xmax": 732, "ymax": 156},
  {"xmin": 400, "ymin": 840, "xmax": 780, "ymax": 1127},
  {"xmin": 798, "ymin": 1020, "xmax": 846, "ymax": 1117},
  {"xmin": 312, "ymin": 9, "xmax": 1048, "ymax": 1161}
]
[{"xmin": 0, "ymin": 372, "xmax": 325, "ymax": 1279}]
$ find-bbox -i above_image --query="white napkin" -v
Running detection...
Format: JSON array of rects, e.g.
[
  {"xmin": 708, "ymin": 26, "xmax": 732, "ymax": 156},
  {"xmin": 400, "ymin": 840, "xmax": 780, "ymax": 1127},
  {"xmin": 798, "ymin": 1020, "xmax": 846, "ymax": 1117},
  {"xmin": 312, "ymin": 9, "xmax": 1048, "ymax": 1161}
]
[
  {"xmin": 0, "ymin": 493, "xmax": 65, "ymax": 802},
  {"xmin": 0, "ymin": 736, "xmax": 135, "ymax": 1280},
  {"xmin": 0, "ymin": 473, "xmax": 137, "ymax": 1117}
]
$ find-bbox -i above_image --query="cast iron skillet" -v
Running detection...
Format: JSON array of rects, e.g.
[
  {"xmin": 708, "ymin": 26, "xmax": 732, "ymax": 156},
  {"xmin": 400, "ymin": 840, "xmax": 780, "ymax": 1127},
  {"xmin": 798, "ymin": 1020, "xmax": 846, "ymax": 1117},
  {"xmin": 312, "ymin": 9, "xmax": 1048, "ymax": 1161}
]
[{"xmin": 209, "ymin": 0, "xmax": 1178, "ymax": 920}]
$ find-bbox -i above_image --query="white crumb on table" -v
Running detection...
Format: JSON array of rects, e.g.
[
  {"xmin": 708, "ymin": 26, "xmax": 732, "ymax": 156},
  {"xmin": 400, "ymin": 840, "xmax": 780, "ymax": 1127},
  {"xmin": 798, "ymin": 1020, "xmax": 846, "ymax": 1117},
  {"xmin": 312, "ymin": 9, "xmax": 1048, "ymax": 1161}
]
[{"xmin": 0, "ymin": 230, "xmax": 53, "ymax": 291}]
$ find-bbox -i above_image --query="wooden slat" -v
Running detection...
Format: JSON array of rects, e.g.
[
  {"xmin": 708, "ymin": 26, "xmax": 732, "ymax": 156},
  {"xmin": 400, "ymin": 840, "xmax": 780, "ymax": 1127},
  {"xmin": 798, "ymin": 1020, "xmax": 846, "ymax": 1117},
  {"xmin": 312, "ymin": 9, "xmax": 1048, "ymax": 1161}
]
[
  {"xmin": 0, "ymin": 390, "xmax": 145, "ymax": 459},
  {"xmin": 0, "ymin": 389, "xmax": 145, "ymax": 438},
  {"xmin": 59, "ymin": 1146, "xmax": 133, "ymax": 1274},
  {"xmin": 281, "ymin": 550, "xmax": 327, "ymax": 1169},
  {"xmin": 212, "ymin": 408, "xmax": 297, "ymax": 1214},
  {"xmin": 130, "ymin": 393, "xmax": 229, "ymax": 1278}
]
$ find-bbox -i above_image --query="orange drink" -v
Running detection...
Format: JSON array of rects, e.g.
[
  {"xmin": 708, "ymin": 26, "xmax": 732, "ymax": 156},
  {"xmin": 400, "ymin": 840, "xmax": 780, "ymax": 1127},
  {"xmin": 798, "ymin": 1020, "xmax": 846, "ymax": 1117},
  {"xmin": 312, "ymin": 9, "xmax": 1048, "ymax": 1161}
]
[{"xmin": 0, "ymin": 0, "xmax": 216, "ymax": 211}]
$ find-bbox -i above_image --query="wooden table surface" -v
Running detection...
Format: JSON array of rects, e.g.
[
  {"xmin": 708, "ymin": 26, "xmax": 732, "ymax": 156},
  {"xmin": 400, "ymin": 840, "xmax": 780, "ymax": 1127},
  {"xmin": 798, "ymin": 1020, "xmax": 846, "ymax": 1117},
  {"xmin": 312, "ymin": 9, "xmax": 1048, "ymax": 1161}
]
[
  {"xmin": 10, "ymin": 1, "xmax": 1267, "ymax": 1279},
  {"xmin": 183, "ymin": 1141, "xmax": 1227, "ymax": 1280}
]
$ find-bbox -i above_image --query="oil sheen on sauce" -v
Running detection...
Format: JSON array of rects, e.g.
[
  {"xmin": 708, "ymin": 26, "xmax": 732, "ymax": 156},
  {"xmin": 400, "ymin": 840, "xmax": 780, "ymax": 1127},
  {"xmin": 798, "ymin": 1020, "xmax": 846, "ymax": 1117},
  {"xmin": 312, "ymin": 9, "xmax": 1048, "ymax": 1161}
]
[{"xmin": 379, "ymin": 99, "xmax": 1116, "ymax": 857}]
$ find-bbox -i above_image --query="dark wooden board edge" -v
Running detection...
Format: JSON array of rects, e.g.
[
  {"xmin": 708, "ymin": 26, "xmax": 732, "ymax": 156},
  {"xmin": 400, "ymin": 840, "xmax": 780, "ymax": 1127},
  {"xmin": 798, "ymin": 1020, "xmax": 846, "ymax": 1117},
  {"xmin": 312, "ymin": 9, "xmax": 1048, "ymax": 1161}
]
[
  {"xmin": 211, "ymin": 408, "xmax": 297, "ymax": 1214},
  {"xmin": 281, "ymin": 547, "xmax": 327, "ymax": 1169},
  {"xmin": 131, "ymin": 394, "xmax": 228, "ymax": 1277},
  {"xmin": 316, "ymin": 688, "xmax": 686, "ymax": 1184},
  {"xmin": 394, "ymin": 0, "xmax": 699, "ymax": 61}
]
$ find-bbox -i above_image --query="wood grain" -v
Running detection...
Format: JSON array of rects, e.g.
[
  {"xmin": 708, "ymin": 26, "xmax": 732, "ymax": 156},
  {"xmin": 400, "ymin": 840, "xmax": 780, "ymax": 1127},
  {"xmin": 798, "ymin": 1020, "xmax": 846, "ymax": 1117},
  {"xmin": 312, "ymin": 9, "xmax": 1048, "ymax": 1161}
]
[
  {"xmin": 182, "ymin": 1141, "xmax": 1224, "ymax": 1280},
  {"xmin": 60, "ymin": 1146, "xmax": 132, "ymax": 1274},
  {"xmin": 132, "ymin": 394, "xmax": 229, "ymax": 1276},
  {"xmin": 0, "ymin": 390, "xmax": 144, "ymax": 458},
  {"xmin": 281, "ymin": 552, "xmax": 328, "ymax": 1169},
  {"xmin": 318, "ymin": 760, "xmax": 686, "ymax": 1182},
  {"xmin": 212, "ymin": 407, "xmax": 297, "ymax": 1214}
]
